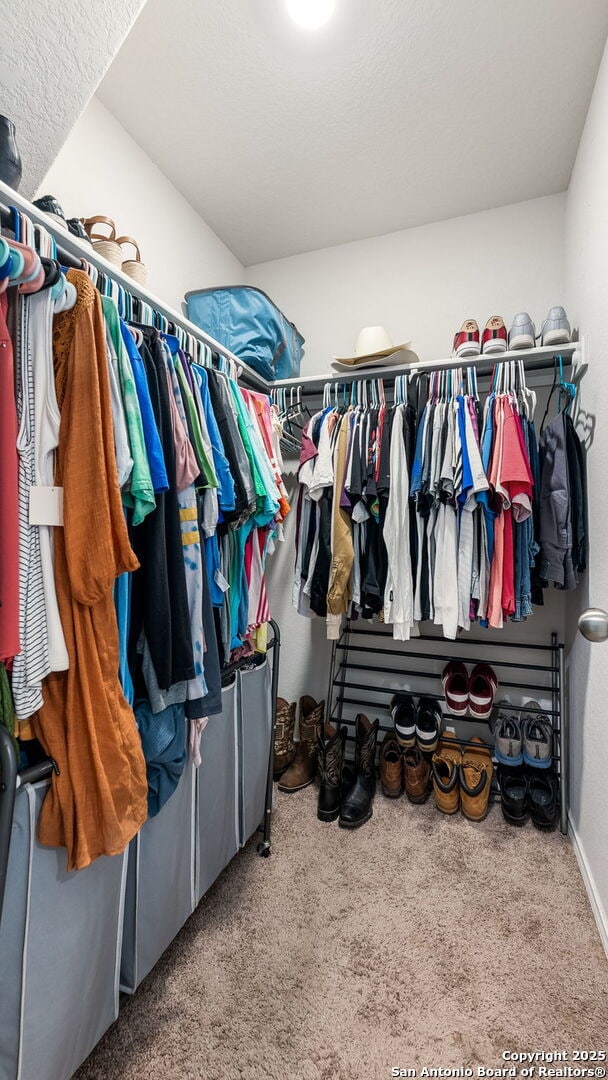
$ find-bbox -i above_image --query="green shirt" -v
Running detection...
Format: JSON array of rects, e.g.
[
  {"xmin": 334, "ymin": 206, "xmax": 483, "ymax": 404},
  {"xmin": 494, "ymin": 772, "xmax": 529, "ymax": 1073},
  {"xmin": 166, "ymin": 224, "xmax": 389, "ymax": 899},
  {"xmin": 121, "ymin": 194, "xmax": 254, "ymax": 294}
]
[{"xmin": 102, "ymin": 298, "xmax": 155, "ymax": 525}]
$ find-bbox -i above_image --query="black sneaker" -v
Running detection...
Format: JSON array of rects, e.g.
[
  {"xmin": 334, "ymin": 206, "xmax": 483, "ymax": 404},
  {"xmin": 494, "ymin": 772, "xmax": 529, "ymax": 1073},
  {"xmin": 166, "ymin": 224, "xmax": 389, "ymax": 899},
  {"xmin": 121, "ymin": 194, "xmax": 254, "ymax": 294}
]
[
  {"xmin": 416, "ymin": 697, "xmax": 441, "ymax": 753},
  {"xmin": 527, "ymin": 767, "xmax": 559, "ymax": 831},
  {"xmin": 66, "ymin": 217, "xmax": 92, "ymax": 246},
  {"xmin": 498, "ymin": 765, "xmax": 528, "ymax": 826},
  {"xmin": 390, "ymin": 692, "xmax": 416, "ymax": 750},
  {"xmin": 33, "ymin": 194, "xmax": 68, "ymax": 229}
]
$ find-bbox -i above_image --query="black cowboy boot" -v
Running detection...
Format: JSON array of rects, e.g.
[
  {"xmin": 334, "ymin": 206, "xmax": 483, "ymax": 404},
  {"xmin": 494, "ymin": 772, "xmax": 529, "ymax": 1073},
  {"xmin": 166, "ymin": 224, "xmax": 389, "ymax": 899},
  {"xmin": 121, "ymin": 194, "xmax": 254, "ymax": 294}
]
[
  {"xmin": 339, "ymin": 714, "xmax": 379, "ymax": 829},
  {"xmin": 317, "ymin": 722, "xmax": 347, "ymax": 822}
]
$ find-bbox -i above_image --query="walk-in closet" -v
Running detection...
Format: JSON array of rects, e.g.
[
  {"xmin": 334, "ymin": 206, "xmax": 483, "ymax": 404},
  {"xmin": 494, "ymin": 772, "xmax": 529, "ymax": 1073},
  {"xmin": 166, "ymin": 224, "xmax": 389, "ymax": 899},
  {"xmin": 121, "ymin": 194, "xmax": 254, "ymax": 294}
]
[{"xmin": 0, "ymin": 1, "xmax": 607, "ymax": 1077}]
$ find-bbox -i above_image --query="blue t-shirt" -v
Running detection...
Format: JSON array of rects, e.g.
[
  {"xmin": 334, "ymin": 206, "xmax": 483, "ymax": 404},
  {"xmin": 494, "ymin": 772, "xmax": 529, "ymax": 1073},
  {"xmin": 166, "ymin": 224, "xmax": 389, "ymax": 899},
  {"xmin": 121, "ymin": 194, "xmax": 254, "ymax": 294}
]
[
  {"xmin": 120, "ymin": 320, "xmax": 169, "ymax": 494},
  {"xmin": 456, "ymin": 396, "xmax": 474, "ymax": 506}
]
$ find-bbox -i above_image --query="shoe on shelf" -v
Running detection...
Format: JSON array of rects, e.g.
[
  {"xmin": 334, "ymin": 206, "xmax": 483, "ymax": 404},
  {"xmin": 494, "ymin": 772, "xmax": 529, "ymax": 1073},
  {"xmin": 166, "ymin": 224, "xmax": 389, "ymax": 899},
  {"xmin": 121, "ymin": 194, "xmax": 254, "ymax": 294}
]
[
  {"xmin": 432, "ymin": 734, "xmax": 462, "ymax": 815},
  {"xmin": 459, "ymin": 737, "xmax": 493, "ymax": 822},
  {"xmin": 468, "ymin": 663, "xmax": 498, "ymax": 721},
  {"xmin": 452, "ymin": 319, "xmax": 481, "ymax": 358},
  {"xmin": 403, "ymin": 747, "xmax": 431, "ymax": 804},
  {"xmin": 317, "ymin": 722, "xmax": 347, "ymax": 822},
  {"xmin": 527, "ymin": 766, "xmax": 559, "ymax": 831},
  {"xmin": 522, "ymin": 703, "xmax": 553, "ymax": 768},
  {"xmin": 540, "ymin": 306, "xmax": 571, "ymax": 347},
  {"xmin": 273, "ymin": 697, "xmax": 297, "ymax": 779},
  {"xmin": 277, "ymin": 695, "xmax": 324, "ymax": 793},
  {"xmin": 442, "ymin": 661, "xmax": 469, "ymax": 717},
  {"xmin": 416, "ymin": 696, "xmax": 442, "ymax": 753},
  {"xmin": 508, "ymin": 312, "xmax": 536, "ymax": 351},
  {"xmin": 498, "ymin": 765, "xmax": 529, "ymax": 826},
  {"xmin": 491, "ymin": 700, "xmax": 523, "ymax": 766},
  {"xmin": 33, "ymin": 194, "xmax": 69, "ymax": 230},
  {"xmin": 379, "ymin": 731, "xmax": 404, "ymax": 798},
  {"xmin": 481, "ymin": 316, "xmax": 508, "ymax": 355},
  {"xmin": 339, "ymin": 713, "xmax": 379, "ymax": 829},
  {"xmin": 390, "ymin": 692, "xmax": 417, "ymax": 749},
  {"xmin": 66, "ymin": 217, "xmax": 93, "ymax": 247}
]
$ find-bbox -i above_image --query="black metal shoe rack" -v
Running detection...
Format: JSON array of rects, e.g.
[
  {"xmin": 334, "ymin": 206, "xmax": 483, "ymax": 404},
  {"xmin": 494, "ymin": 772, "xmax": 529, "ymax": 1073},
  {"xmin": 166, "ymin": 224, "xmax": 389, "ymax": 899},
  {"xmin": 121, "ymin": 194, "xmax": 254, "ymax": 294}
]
[{"xmin": 326, "ymin": 621, "xmax": 568, "ymax": 834}]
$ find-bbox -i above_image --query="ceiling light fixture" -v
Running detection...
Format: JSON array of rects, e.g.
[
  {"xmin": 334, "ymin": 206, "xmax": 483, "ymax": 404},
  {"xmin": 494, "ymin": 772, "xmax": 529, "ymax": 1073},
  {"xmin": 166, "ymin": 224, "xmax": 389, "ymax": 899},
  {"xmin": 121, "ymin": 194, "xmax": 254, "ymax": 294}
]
[{"xmin": 286, "ymin": 0, "xmax": 336, "ymax": 30}]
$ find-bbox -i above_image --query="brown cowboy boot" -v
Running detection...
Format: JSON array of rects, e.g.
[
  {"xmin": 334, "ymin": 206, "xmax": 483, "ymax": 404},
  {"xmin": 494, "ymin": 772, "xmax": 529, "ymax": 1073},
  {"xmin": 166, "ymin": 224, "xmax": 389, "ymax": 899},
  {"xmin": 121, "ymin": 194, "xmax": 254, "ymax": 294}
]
[
  {"xmin": 273, "ymin": 698, "xmax": 296, "ymax": 779},
  {"xmin": 278, "ymin": 696, "xmax": 325, "ymax": 793}
]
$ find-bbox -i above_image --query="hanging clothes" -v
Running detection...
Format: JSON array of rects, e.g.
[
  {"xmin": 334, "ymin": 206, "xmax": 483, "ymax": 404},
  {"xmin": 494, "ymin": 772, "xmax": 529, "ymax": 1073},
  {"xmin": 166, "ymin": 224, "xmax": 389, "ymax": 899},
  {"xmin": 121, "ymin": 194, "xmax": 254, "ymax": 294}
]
[
  {"xmin": 0, "ymin": 292, "xmax": 20, "ymax": 663},
  {"xmin": 30, "ymin": 270, "xmax": 148, "ymax": 872},
  {"xmin": 292, "ymin": 364, "xmax": 586, "ymax": 642},
  {"xmin": 0, "ymin": 217, "xmax": 288, "ymax": 868}
]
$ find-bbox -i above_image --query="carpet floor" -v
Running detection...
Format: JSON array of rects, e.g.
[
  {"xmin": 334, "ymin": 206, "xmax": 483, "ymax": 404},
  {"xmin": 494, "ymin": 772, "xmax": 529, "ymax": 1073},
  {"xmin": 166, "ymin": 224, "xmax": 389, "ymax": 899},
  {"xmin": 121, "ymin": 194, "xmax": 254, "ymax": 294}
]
[{"xmin": 76, "ymin": 786, "xmax": 608, "ymax": 1080}]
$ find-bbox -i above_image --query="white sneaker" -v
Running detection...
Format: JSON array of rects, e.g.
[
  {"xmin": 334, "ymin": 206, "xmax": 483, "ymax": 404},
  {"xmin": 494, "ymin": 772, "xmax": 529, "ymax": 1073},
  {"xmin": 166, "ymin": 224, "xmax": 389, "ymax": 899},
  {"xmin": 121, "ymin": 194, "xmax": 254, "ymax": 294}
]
[
  {"xmin": 508, "ymin": 312, "xmax": 536, "ymax": 351},
  {"xmin": 540, "ymin": 306, "xmax": 571, "ymax": 347}
]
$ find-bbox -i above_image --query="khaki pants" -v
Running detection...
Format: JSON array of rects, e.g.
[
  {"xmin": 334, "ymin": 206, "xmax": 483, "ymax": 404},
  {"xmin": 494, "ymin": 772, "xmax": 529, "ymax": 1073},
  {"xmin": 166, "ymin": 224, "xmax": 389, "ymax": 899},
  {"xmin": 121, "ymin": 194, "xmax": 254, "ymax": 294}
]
[{"xmin": 327, "ymin": 412, "xmax": 354, "ymax": 616}]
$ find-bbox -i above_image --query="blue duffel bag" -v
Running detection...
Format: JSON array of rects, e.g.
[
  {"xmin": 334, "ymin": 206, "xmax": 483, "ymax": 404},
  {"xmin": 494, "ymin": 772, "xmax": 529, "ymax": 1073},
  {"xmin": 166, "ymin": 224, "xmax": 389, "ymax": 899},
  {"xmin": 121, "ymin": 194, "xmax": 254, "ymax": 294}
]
[{"xmin": 185, "ymin": 285, "xmax": 304, "ymax": 382}]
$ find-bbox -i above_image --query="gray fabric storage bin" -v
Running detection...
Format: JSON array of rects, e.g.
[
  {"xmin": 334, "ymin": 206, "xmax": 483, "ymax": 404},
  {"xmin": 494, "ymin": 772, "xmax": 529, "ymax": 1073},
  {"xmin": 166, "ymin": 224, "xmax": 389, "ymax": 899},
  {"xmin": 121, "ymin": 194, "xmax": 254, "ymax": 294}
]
[
  {"xmin": 195, "ymin": 678, "xmax": 239, "ymax": 903},
  {"xmin": 238, "ymin": 659, "xmax": 272, "ymax": 847},
  {"xmin": 120, "ymin": 759, "xmax": 196, "ymax": 993},
  {"xmin": 0, "ymin": 781, "xmax": 126, "ymax": 1080}
]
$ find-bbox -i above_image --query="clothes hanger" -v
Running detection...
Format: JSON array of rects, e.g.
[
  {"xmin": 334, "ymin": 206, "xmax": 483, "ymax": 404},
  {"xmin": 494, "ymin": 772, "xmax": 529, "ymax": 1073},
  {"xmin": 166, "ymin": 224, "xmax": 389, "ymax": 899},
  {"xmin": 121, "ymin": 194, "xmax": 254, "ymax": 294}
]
[
  {"xmin": 53, "ymin": 273, "xmax": 77, "ymax": 312},
  {"xmin": 0, "ymin": 239, "xmax": 21, "ymax": 293},
  {"xmin": 540, "ymin": 355, "xmax": 576, "ymax": 431},
  {"xmin": 558, "ymin": 354, "xmax": 576, "ymax": 414}
]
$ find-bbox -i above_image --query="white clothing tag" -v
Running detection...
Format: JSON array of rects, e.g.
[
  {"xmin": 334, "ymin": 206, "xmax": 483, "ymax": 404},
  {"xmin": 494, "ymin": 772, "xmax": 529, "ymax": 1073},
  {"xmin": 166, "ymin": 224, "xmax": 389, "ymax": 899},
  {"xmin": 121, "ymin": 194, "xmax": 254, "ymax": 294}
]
[
  {"xmin": 29, "ymin": 486, "xmax": 64, "ymax": 526},
  {"xmin": 214, "ymin": 569, "xmax": 230, "ymax": 593}
]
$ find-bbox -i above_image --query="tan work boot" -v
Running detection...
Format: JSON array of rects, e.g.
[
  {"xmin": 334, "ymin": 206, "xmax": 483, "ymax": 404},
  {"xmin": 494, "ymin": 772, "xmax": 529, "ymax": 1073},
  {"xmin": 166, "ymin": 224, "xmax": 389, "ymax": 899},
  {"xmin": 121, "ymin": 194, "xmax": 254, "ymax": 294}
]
[
  {"xmin": 273, "ymin": 698, "xmax": 296, "ymax": 779},
  {"xmin": 432, "ymin": 734, "xmax": 463, "ymax": 815},
  {"xmin": 277, "ymin": 695, "xmax": 324, "ymax": 793}
]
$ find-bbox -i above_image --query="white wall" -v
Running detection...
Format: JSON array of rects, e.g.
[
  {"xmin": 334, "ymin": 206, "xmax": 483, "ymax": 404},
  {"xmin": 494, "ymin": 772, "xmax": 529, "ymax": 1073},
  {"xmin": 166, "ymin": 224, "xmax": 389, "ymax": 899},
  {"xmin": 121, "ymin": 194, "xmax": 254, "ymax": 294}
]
[
  {"xmin": 247, "ymin": 194, "xmax": 566, "ymax": 374},
  {"xmin": 564, "ymin": 38, "xmax": 608, "ymax": 953},
  {"xmin": 1, "ymin": 0, "xmax": 146, "ymax": 195},
  {"xmin": 38, "ymin": 97, "xmax": 244, "ymax": 310},
  {"xmin": 255, "ymin": 197, "xmax": 568, "ymax": 709}
]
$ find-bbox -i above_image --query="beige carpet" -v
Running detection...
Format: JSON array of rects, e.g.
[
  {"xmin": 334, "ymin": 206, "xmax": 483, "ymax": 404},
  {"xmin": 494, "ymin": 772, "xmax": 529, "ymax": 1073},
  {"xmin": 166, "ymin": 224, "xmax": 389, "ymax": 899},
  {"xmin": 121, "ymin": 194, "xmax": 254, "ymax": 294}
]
[{"xmin": 76, "ymin": 787, "xmax": 608, "ymax": 1080}]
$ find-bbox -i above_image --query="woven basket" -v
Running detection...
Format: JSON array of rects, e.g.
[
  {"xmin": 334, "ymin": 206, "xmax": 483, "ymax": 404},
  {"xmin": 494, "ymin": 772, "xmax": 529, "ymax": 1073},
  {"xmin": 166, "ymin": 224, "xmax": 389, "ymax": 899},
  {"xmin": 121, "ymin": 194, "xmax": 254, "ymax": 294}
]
[
  {"xmin": 118, "ymin": 236, "xmax": 147, "ymax": 285},
  {"xmin": 83, "ymin": 216, "xmax": 123, "ymax": 269}
]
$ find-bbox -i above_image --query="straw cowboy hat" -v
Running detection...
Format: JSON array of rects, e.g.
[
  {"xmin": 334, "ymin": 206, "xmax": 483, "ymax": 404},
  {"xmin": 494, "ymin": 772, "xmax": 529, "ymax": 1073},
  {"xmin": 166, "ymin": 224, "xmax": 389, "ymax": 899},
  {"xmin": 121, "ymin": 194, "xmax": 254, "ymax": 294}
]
[{"xmin": 332, "ymin": 326, "xmax": 413, "ymax": 369}]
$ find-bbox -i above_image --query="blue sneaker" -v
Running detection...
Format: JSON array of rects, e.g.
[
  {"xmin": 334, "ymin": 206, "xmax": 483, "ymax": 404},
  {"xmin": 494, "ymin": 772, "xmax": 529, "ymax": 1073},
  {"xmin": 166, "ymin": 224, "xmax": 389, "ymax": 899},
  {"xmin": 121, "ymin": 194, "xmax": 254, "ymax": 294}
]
[
  {"xmin": 540, "ymin": 306, "xmax": 571, "ymax": 347},
  {"xmin": 508, "ymin": 312, "xmax": 536, "ymax": 351}
]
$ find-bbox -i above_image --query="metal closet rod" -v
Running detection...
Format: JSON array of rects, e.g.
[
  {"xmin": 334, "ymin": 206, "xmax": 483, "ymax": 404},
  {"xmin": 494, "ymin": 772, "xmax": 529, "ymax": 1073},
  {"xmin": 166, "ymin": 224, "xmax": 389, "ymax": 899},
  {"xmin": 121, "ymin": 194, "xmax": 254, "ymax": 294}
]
[
  {"xmin": 332, "ymin": 679, "xmax": 559, "ymax": 715},
  {"xmin": 331, "ymin": 718, "xmax": 561, "ymax": 763},
  {"xmin": 335, "ymin": 642, "xmax": 558, "ymax": 673},
  {"xmin": 343, "ymin": 627, "xmax": 557, "ymax": 651},
  {"xmin": 337, "ymin": 663, "xmax": 555, "ymax": 694},
  {"xmin": 0, "ymin": 179, "xmax": 267, "ymax": 391},
  {"xmin": 332, "ymin": 717, "xmax": 561, "ymax": 760},
  {"xmin": 278, "ymin": 346, "xmax": 579, "ymax": 395}
]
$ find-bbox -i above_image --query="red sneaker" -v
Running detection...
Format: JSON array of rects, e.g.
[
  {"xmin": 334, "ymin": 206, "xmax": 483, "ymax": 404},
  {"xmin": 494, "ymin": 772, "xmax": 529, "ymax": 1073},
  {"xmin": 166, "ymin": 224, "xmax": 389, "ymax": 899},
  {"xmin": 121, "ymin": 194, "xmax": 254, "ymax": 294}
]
[
  {"xmin": 468, "ymin": 664, "xmax": 498, "ymax": 720},
  {"xmin": 452, "ymin": 319, "xmax": 480, "ymax": 358},
  {"xmin": 481, "ymin": 315, "xmax": 508, "ymax": 355},
  {"xmin": 442, "ymin": 661, "xmax": 470, "ymax": 717}
]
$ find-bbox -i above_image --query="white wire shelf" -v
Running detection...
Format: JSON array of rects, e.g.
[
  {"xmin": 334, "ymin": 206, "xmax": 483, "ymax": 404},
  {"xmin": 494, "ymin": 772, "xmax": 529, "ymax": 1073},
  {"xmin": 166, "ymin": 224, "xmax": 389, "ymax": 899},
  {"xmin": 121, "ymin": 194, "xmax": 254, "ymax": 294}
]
[
  {"xmin": 2, "ymin": 179, "xmax": 586, "ymax": 396},
  {"xmin": 0, "ymin": 178, "xmax": 268, "ymax": 391},
  {"xmin": 271, "ymin": 342, "xmax": 584, "ymax": 390}
]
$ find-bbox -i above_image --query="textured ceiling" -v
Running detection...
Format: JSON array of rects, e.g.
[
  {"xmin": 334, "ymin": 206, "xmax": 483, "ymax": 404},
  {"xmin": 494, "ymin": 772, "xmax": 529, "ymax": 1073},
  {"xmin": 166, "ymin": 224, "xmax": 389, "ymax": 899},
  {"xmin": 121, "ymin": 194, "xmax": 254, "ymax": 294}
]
[
  {"xmin": 98, "ymin": 0, "xmax": 608, "ymax": 265},
  {"xmin": 1, "ymin": 0, "xmax": 147, "ymax": 196}
]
